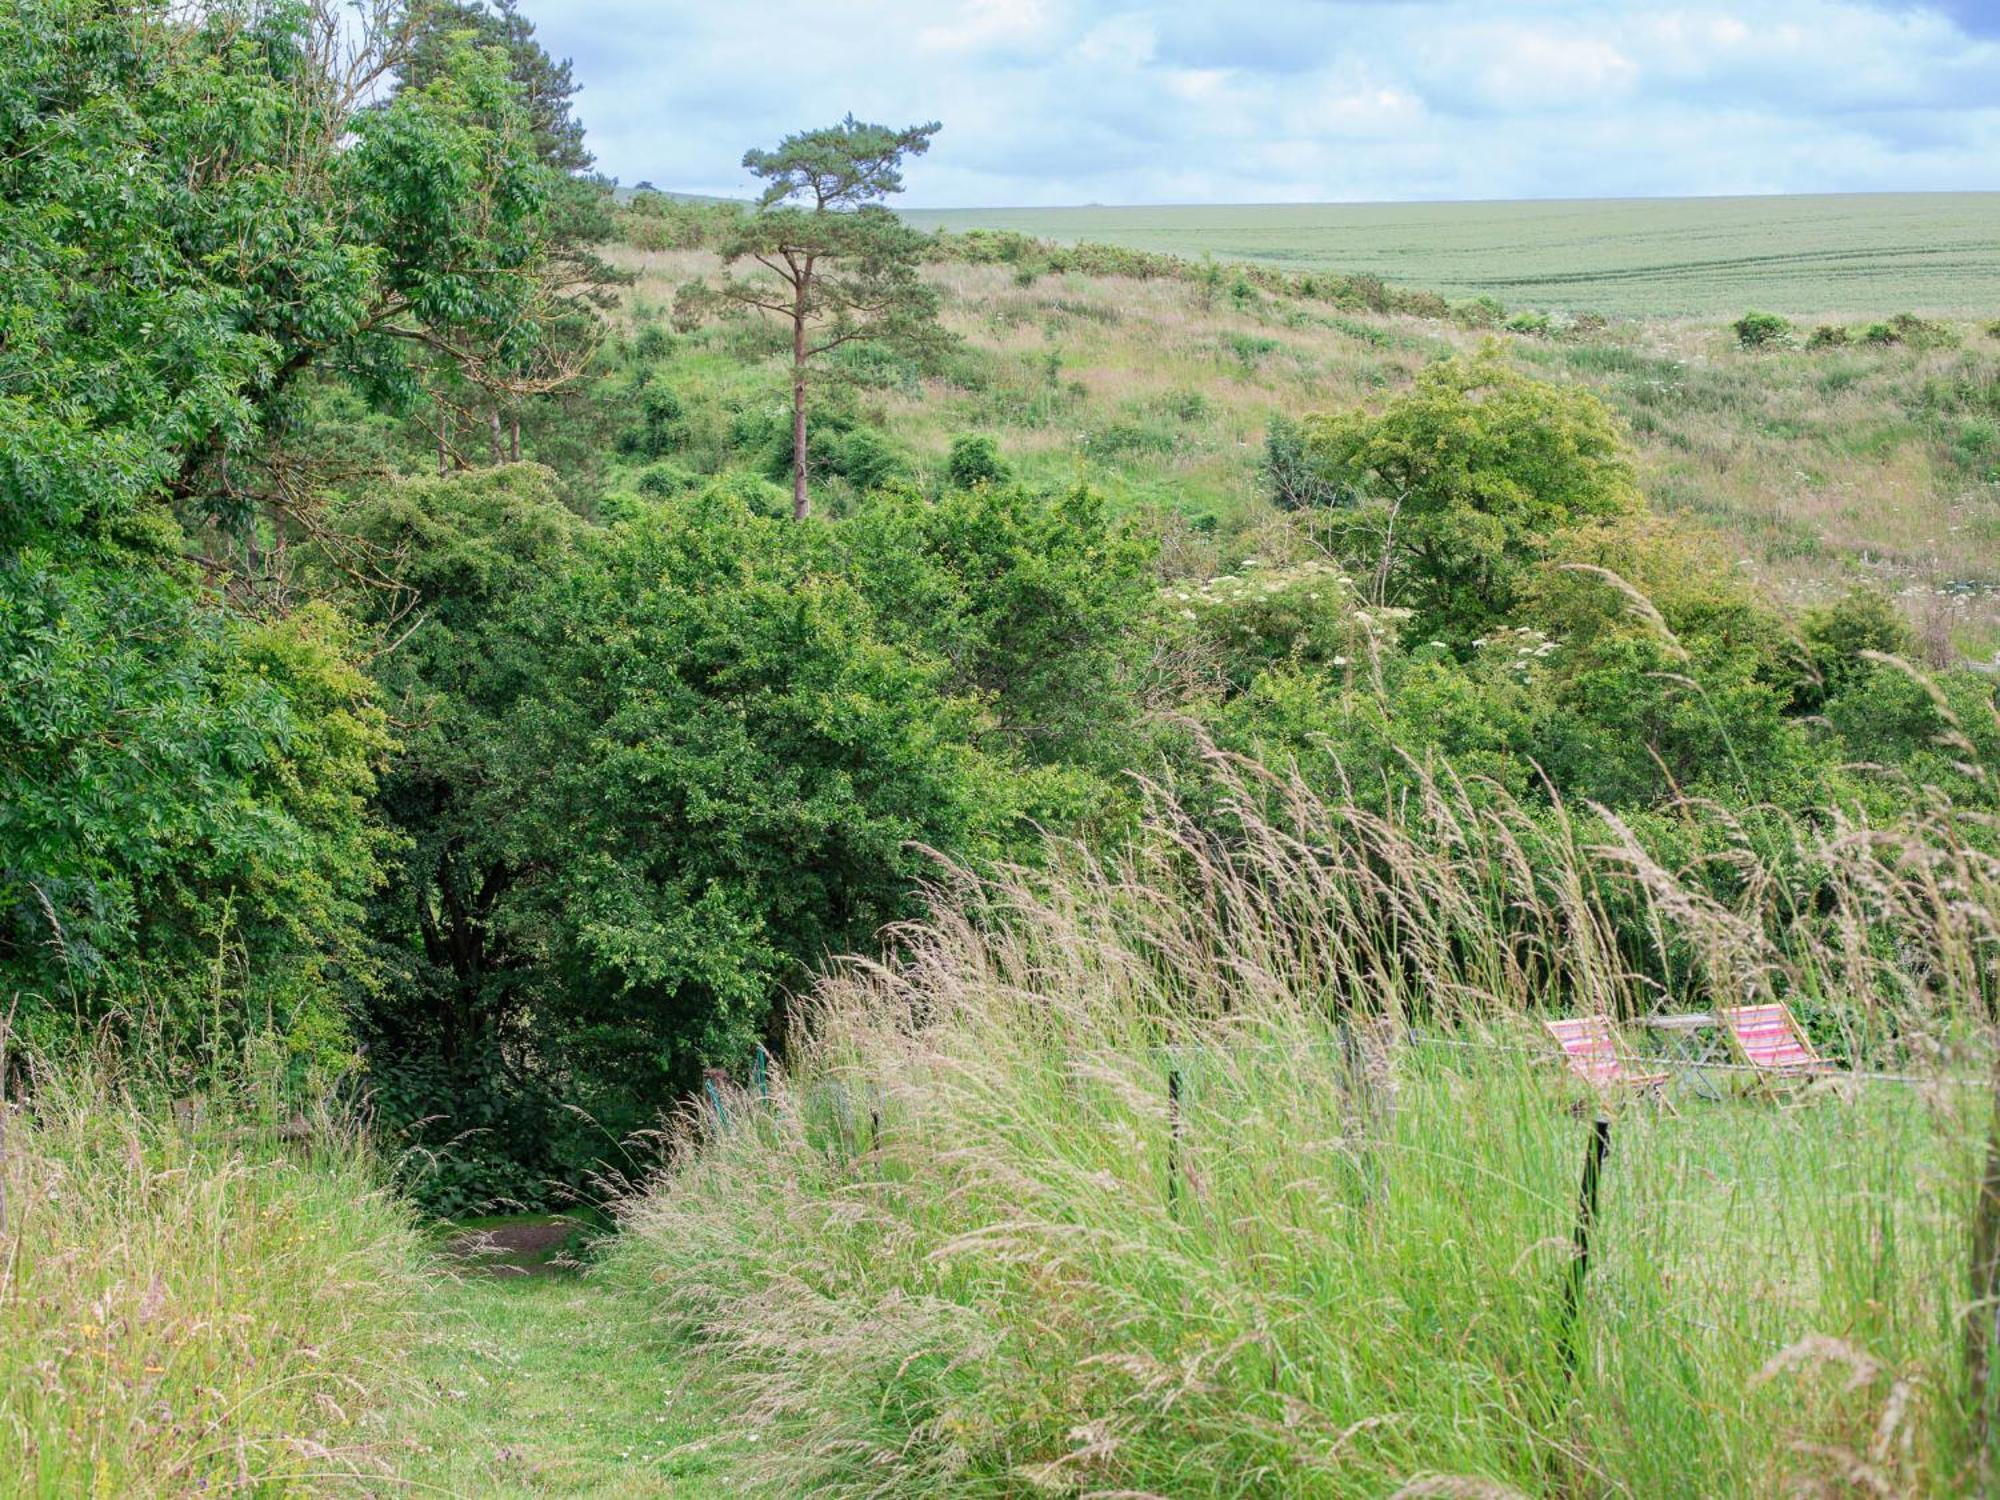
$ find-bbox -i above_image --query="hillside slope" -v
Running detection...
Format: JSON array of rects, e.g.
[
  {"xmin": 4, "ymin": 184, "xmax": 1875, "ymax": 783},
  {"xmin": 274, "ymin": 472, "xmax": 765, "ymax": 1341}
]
[{"xmin": 612, "ymin": 244, "xmax": 2000, "ymax": 656}]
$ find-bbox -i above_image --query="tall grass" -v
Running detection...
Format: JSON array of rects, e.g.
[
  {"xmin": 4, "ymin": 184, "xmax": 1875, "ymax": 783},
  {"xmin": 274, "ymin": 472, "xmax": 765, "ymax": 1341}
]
[
  {"xmin": 605, "ymin": 752, "xmax": 2000, "ymax": 1495},
  {"xmin": 0, "ymin": 1049, "xmax": 428, "ymax": 1494}
]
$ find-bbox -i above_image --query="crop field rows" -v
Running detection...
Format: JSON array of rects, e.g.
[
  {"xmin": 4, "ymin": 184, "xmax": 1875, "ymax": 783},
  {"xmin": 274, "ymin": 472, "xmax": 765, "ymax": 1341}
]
[{"xmin": 904, "ymin": 192, "xmax": 2000, "ymax": 318}]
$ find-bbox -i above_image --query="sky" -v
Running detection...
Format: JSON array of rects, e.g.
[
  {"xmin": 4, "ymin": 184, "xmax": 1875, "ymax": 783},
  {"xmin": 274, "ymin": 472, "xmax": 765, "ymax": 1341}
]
[{"xmin": 527, "ymin": 1, "xmax": 2000, "ymax": 207}]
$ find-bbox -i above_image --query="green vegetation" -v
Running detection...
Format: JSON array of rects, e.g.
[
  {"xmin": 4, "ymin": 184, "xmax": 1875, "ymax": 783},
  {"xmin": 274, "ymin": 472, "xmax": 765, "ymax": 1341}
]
[
  {"xmin": 8, "ymin": 2, "xmax": 2000, "ymax": 1493},
  {"xmin": 679, "ymin": 117, "xmax": 945, "ymax": 517},
  {"xmin": 605, "ymin": 763, "xmax": 1996, "ymax": 1495},
  {"xmin": 902, "ymin": 193, "xmax": 2000, "ymax": 318},
  {"xmin": 398, "ymin": 1272, "xmax": 711, "ymax": 1495},
  {"xmin": 0, "ymin": 1055, "xmax": 427, "ymax": 1491}
]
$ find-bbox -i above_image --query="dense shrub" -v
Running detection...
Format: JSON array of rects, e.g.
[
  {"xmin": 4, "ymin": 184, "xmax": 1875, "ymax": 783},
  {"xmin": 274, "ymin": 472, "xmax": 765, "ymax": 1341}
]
[
  {"xmin": 1887, "ymin": 311, "xmax": 1960, "ymax": 350},
  {"xmin": 1808, "ymin": 323, "xmax": 1851, "ymax": 349},
  {"xmin": 1261, "ymin": 413, "xmax": 1345, "ymax": 510},
  {"xmin": 1299, "ymin": 347, "xmax": 1640, "ymax": 646},
  {"xmin": 333, "ymin": 471, "xmax": 1042, "ymax": 1202},
  {"xmin": 1733, "ymin": 310, "xmax": 1792, "ymax": 348},
  {"xmin": 842, "ymin": 480, "xmax": 1156, "ymax": 778},
  {"xmin": 1453, "ymin": 295, "xmax": 1507, "ymax": 329},
  {"xmin": 944, "ymin": 433, "xmax": 1010, "ymax": 488}
]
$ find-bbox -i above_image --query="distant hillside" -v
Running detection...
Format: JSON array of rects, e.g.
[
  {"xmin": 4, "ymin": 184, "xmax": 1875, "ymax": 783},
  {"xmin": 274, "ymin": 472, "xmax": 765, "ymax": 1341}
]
[
  {"xmin": 606, "ymin": 239, "xmax": 2000, "ymax": 655},
  {"xmin": 900, "ymin": 193, "xmax": 2000, "ymax": 319},
  {"xmin": 614, "ymin": 185, "xmax": 750, "ymax": 206}
]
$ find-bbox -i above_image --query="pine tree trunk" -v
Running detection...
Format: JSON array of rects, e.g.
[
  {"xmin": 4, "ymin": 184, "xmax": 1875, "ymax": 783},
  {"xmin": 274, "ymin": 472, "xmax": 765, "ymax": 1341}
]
[{"xmin": 791, "ymin": 307, "xmax": 810, "ymax": 520}]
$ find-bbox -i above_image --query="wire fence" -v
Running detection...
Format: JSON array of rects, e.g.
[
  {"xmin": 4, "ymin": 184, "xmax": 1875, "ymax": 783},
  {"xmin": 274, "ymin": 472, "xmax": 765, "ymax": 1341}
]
[{"xmin": 708, "ymin": 1019, "xmax": 2000, "ymax": 1412}]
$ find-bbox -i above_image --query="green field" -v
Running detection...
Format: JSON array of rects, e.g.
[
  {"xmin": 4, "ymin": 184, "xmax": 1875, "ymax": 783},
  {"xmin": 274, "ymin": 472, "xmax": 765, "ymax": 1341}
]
[{"xmin": 903, "ymin": 192, "xmax": 2000, "ymax": 319}]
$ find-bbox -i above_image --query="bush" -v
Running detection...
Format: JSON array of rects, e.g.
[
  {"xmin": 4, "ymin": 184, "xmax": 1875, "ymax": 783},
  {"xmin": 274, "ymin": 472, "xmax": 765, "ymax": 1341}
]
[
  {"xmin": 1733, "ymin": 310, "xmax": 1792, "ymax": 349},
  {"xmin": 1505, "ymin": 310, "xmax": 1554, "ymax": 337},
  {"xmin": 842, "ymin": 480, "xmax": 1155, "ymax": 774},
  {"xmin": 1399, "ymin": 289, "xmax": 1452, "ymax": 321},
  {"xmin": 1300, "ymin": 348, "xmax": 1640, "ymax": 646},
  {"xmin": 635, "ymin": 460, "xmax": 701, "ymax": 497},
  {"xmin": 1452, "ymin": 295, "xmax": 1506, "ymax": 329},
  {"xmin": 944, "ymin": 432, "xmax": 1010, "ymax": 489},
  {"xmin": 1888, "ymin": 311, "xmax": 1959, "ymax": 350},
  {"xmin": 632, "ymin": 323, "xmax": 673, "ymax": 362},
  {"xmin": 619, "ymin": 385, "xmax": 686, "ymax": 459},
  {"xmin": 1807, "ymin": 323, "xmax": 1851, "ymax": 349},
  {"xmin": 1861, "ymin": 321, "xmax": 1900, "ymax": 346},
  {"xmin": 1261, "ymin": 412, "xmax": 1345, "ymax": 510},
  {"xmin": 821, "ymin": 426, "xmax": 908, "ymax": 493}
]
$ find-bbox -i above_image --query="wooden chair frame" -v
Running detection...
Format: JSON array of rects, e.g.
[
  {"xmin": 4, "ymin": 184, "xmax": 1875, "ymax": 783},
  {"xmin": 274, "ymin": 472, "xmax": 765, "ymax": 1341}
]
[
  {"xmin": 1717, "ymin": 1002, "xmax": 1834, "ymax": 1087},
  {"xmin": 1543, "ymin": 1015, "xmax": 1670, "ymax": 1096}
]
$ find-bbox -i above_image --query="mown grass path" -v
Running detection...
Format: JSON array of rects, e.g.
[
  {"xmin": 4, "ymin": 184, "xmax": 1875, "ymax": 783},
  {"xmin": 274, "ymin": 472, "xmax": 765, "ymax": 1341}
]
[{"xmin": 382, "ymin": 1245, "xmax": 717, "ymax": 1496}]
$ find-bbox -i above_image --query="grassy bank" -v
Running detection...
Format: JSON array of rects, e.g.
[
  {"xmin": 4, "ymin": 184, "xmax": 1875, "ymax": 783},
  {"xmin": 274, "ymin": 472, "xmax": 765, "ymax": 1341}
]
[
  {"xmin": 602, "ymin": 763, "xmax": 1999, "ymax": 1496},
  {"xmin": 0, "ymin": 1059, "xmax": 428, "ymax": 1494},
  {"xmin": 610, "ymin": 245, "xmax": 2000, "ymax": 655}
]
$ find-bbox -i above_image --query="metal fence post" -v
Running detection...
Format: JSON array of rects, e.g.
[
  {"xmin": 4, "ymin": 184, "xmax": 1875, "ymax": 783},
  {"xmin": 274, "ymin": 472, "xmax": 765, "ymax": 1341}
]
[
  {"xmin": 702, "ymin": 1066, "xmax": 729, "ymax": 1132},
  {"xmin": 1166, "ymin": 1062, "xmax": 1183, "ymax": 1214},
  {"xmin": 1561, "ymin": 1111, "xmax": 1611, "ymax": 1382}
]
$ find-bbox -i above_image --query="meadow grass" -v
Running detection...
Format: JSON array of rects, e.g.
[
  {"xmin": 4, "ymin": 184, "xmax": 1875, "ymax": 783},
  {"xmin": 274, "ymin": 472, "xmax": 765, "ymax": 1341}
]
[
  {"xmin": 602, "ymin": 753, "xmax": 2000, "ymax": 1496},
  {"xmin": 388, "ymin": 1270, "xmax": 714, "ymax": 1497},
  {"xmin": 0, "ymin": 1054, "xmax": 429, "ymax": 1495},
  {"xmin": 612, "ymin": 246, "xmax": 2000, "ymax": 656},
  {"xmin": 901, "ymin": 194, "xmax": 2000, "ymax": 319}
]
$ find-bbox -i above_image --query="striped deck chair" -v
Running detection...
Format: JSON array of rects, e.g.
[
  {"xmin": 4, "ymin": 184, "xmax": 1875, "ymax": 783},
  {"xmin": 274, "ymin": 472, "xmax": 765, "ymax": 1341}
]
[
  {"xmin": 1718, "ymin": 1003, "xmax": 1831, "ymax": 1080},
  {"xmin": 1543, "ymin": 1016, "xmax": 1668, "ymax": 1092}
]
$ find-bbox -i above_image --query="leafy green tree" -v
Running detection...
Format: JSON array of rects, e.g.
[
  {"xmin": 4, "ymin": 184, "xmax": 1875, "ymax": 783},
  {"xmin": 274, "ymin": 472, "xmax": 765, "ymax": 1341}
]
[
  {"xmin": 1261, "ymin": 413, "xmax": 1343, "ymax": 510},
  {"xmin": 842, "ymin": 482, "xmax": 1156, "ymax": 776},
  {"xmin": 80, "ymin": 0, "xmax": 603, "ymax": 527},
  {"xmin": 0, "ymin": 0, "xmax": 596, "ymax": 1057},
  {"xmin": 396, "ymin": 0, "xmax": 623, "ymax": 466},
  {"xmin": 1301, "ymin": 349, "xmax": 1639, "ymax": 646},
  {"xmin": 945, "ymin": 434, "xmax": 1011, "ymax": 490},
  {"xmin": 0, "ymin": 0, "xmax": 404, "ymax": 1046},
  {"xmin": 330, "ymin": 474, "xmax": 1023, "ymax": 1199},
  {"xmin": 404, "ymin": 0, "xmax": 592, "ymax": 173},
  {"xmin": 681, "ymin": 117, "xmax": 946, "ymax": 518}
]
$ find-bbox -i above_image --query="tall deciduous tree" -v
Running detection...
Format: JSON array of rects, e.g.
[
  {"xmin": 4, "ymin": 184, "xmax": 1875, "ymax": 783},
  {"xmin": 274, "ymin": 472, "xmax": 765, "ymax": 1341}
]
[
  {"xmin": 396, "ymin": 0, "xmax": 622, "ymax": 468},
  {"xmin": 684, "ymin": 117, "xmax": 946, "ymax": 519},
  {"xmin": 0, "ymin": 0, "xmax": 595, "ymax": 1050}
]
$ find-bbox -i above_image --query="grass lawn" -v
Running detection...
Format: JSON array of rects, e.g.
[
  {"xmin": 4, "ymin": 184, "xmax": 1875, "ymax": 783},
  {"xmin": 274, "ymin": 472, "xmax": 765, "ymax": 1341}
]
[{"xmin": 382, "ymin": 1245, "xmax": 720, "ymax": 1497}]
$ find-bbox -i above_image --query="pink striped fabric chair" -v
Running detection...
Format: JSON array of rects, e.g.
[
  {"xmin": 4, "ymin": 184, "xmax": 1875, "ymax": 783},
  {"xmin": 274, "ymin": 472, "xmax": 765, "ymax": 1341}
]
[
  {"xmin": 1544, "ymin": 1016, "xmax": 1668, "ymax": 1091},
  {"xmin": 1719, "ymin": 1003, "xmax": 1830, "ymax": 1078}
]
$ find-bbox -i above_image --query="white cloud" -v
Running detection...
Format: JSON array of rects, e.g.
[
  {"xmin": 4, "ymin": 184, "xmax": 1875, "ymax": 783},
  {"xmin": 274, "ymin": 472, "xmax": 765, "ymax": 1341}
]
[
  {"xmin": 918, "ymin": 0, "xmax": 1062, "ymax": 57},
  {"xmin": 527, "ymin": 0, "xmax": 2000, "ymax": 204}
]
